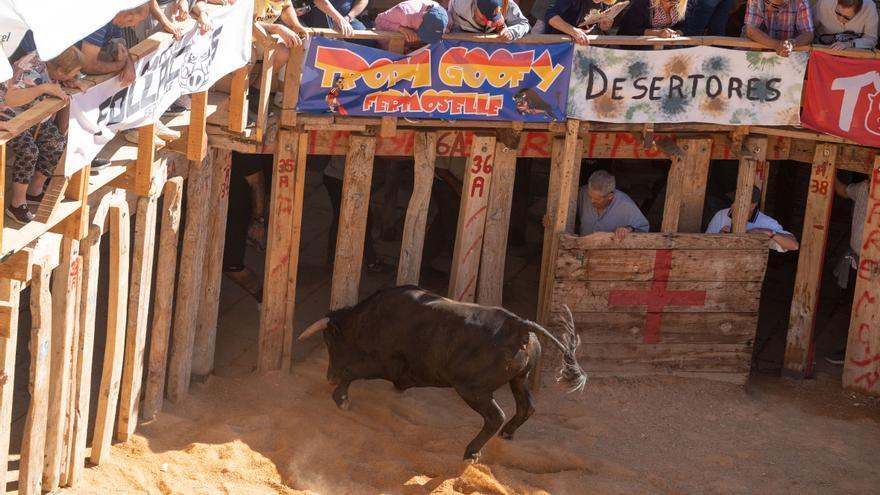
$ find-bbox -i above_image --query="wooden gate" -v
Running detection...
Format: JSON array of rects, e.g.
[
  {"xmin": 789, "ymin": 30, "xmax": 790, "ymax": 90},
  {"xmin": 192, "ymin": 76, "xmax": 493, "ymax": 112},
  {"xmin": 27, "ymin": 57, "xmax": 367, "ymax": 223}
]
[{"xmin": 549, "ymin": 233, "xmax": 770, "ymax": 384}]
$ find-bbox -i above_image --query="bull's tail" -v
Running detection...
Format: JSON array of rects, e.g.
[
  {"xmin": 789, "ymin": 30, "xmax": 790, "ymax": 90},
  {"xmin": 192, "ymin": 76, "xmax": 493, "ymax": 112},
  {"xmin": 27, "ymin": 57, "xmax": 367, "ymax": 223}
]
[{"xmin": 525, "ymin": 305, "xmax": 587, "ymax": 393}]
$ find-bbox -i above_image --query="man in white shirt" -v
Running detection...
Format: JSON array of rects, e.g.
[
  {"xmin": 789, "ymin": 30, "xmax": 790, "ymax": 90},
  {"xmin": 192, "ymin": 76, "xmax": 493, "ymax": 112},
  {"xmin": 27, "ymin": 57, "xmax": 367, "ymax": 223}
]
[
  {"xmin": 705, "ymin": 186, "xmax": 800, "ymax": 252},
  {"xmin": 813, "ymin": 0, "xmax": 879, "ymax": 50}
]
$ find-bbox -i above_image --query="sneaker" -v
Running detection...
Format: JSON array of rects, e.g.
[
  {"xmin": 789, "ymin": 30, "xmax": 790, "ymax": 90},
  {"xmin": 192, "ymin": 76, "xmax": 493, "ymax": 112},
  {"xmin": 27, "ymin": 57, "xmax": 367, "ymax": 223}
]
[
  {"xmin": 5, "ymin": 203, "xmax": 34, "ymax": 225},
  {"xmin": 91, "ymin": 158, "xmax": 111, "ymax": 170},
  {"xmin": 164, "ymin": 102, "xmax": 187, "ymax": 116},
  {"xmin": 825, "ymin": 350, "xmax": 846, "ymax": 366},
  {"xmin": 155, "ymin": 120, "xmax": 181, "ymax": 142},
  {"xmin": 25, "ymin": 192, "xmax": 43, "ymax": 205}
]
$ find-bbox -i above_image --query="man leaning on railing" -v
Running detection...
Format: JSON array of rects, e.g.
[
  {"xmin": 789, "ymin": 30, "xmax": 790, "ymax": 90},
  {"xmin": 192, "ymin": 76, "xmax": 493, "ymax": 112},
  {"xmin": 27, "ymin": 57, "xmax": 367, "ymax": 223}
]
[
  {"xmin": 813, "ymin": 0, "xmax": 878, "ymax": 50},
  {"xmin": 449, "ymin": 0, "xmax": 531, "ymax": 41},
  {"xmin": 742, "ymin": 0, "xmax": 814, "ymax": 57}
]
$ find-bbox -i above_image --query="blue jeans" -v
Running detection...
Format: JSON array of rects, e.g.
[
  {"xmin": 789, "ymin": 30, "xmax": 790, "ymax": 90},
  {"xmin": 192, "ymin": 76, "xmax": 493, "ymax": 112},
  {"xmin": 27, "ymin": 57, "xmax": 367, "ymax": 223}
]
[{"xmin": 685, "ymin": 0, "xmax": 732, "ymax": 36}]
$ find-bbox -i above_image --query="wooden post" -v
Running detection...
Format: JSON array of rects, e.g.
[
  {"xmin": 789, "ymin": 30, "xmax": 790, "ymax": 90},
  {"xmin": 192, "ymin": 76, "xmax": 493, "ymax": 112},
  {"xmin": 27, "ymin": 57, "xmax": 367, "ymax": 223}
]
[
  {"xmin": 167, "ymin": 154, "xmax": 213, "ymax": 402},
  {"xmin": 281, "ymin": 133, "xmax": 309, "ymax": 372},
  {"xmin": 192, "ymin": 149, "xmax": 233, "ymax": 377},
  {"xmin": 732, "ymin": 136, "xmax": 768, "ymax": 233},
  {"xmin": 256, "ymin": 45, "xmax": 275, "ymax": 142},
  {"xmin": 784, "ymin": 144, "xmax": 838, "ymax": 377},
  {"xmin": 142, "ymin": 178, "xmax": 184, "ymax": 421},
  {"xmin": 117, "ymin": 195, "xmax": 159, "ymax": 442},
  {"xmin": 477, "ymin": 134, "xmax": 520, "ymax": 306},
  {"xmin": 0, "ymin": 278, "xmax": 22, "ymax": 487},
  {"xmin": 135, "ymin": 123, "xmax": 156, "ymax": 195},
  {"xmin": 90, "ymin": 204, "xmax": 130, "ymax": 465},
  {"xmin": 329, "ymin": 135, "xmax": 377, "ymax": 310},
  {"xmin": 448, "ymin": 135, "xmax": 497, "ymax": 303},
  {"xmin": 19, "ymin": 263, "xmax": 52, "ymax": 495},
  {"xmin": 396, "ymin": 132, "xmax": 437, "ymax": 286},
  {"xmin": 43, "ymin": 237, "xmax": 80, "ymax": 490},
  {"xmin": 67, "ymin": 226, "xmax": 101, "ymax": 484},
  {"xmin": 676, "ymin": 138, "xmax": 713, "ymax": 233},
  {"xmin": 258, "ymin": 129, "xmax": 302, "ymax": 371},
  {"xmin": 842, "ymin": 157, "xmax": 880, "ymax": 396},
  {"xmin": 281, "ymin": 44, "xmax": 304, "ymax": 128},
  {"xmin": 228, "ymin": 66, "xmax": 249, "ymax": 133},
  {"xmin": 187, "ymin": 91, "xmax": 208, "ymax": 162},
  {"xmin": 61, "ymin": 246, "xmax": 84, "ymax": 487},
  {"xmin": 661, "ymin": 147, "xmax": 686, "ymax": 233}
]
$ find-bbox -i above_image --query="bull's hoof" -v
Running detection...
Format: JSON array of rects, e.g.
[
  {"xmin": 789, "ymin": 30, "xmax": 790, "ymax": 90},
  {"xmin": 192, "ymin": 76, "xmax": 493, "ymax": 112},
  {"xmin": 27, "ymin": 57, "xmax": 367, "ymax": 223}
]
[
  {"xmin": 463, "ymin": 452, "xmax": 481, "ymax": 464},
  {"xmin": 334, "ymin": 395, "xmax": 351, "ymax": 411}
]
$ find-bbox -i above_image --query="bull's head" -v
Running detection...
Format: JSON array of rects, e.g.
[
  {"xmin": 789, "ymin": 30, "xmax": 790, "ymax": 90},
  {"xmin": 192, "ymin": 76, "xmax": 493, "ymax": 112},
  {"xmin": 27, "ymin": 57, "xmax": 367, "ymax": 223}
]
[{"xmin": 298, "ymin": 308, "xmax": 356, "ymax": 385}]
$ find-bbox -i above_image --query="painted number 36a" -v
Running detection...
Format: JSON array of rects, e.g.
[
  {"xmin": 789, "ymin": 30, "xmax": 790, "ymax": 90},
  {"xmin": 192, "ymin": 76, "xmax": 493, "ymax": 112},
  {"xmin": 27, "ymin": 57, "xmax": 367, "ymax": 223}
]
[
  {"xmin": 811, "ymin": 179, "xmax": 829, "ymax": 195},
  {"xmin": 471, "ymin": 154, "xmax": 493, "ymax": 174}
]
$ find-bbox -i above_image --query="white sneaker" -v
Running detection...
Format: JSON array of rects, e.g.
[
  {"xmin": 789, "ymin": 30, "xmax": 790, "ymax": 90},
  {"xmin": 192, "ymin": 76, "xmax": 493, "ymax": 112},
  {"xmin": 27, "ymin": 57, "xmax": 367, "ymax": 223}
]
[{"xmin": 155, "ymin": 121, "xmax": 181, "ymax": 142}]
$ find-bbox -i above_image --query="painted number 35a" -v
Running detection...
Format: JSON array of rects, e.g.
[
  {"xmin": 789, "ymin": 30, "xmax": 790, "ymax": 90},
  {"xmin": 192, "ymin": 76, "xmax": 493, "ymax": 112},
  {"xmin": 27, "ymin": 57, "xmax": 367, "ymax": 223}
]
[{"xmin": 811, "ymin": 179, "xmax": 829, "ymax": 195}]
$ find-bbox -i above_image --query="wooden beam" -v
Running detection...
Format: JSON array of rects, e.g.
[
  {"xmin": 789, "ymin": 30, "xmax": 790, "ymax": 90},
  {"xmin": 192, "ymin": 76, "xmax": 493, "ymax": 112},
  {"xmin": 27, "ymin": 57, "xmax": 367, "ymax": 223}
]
[
  {"xmin": 192, "ymin": 149, "xmax": 232, "ymax": 377},
  {"xmin": 19, "ymin": 263, "xmax": 51, "ymax": 495},
  {"xmin": 142, "ymin": 178, "xmax": 184, "ymax": 421},
  {"xmin": 228, "ymin": 66, "xmax": 249, "ymax": 134},
  {"xmin": 661, "ymin": 150, "xmax": 686, "ymax": 234},
  {"xmin": 0, "ymin": 248, "xmax": 33, "ymax": 281},
  {"xmin": 330, "ymin": 135, "xmax": 377, "ymax": 309},
  {"xmin": 447, "ymin": 135, "xmax": 497, "ymax": 302},
  {"xmin": 256, "ymin": 45, "xmax": 275, "ymax": 142},
  {"xmin": 67, "ymin": 226, "xmax": 101, "ymax": 485},
  {"xmin": 731, "ymin": 137, "xmax": 768, "ymax": 233},
  {"xmin": 60, "ymin": 245, "xmax": 84, "ymax": 486},
  {"xmin": 477, "ymin": 134, "xmax": 520, "ymax": 306},
  {"xmin": 281, "ymin": 44, "xmax": 304, "ymax": 128},
  {"xmin": 117, "ymin": 195, "xmax": 158, "ymax": 442},
  {"xmin": 43, "ymin": 237, "xmax": 80, "ymax": 491},
  {"xmin": 90, "ymin": 204, "xmax": 130, "ymax": 465},
  {"xmin": 135, "ymin": 124, "xmax": 156, "ymax": 195},
  {"xmin": 784, "ymin": 144, "xmax": 838, "ymax": 377},
  {"xmin": 842, "ymin": 157, "xmax": 880, "ymax": 396},
  {"xmin": 258, "ymin": 129, "xmax": 301, "ymax": 372},
  {"xmin": 167, "ymin": 154, "xmax": 213, "ymax": 401},
  {"xmin": 187, "ymin": 91, "xmax": 209, "ymax": 161},
  {"xmin": 33, "ymin": 174, "xmax": 69, "ymax": 223},
  {"xmin": 0, "ymin": 278, "xmax": 22, "ymax": 488},
  {"xmin": 676, "ymin": 138, "xmax": 713, "ymax": 233},
  {"xmin": 396, "ymin": 132, "xmax": 437, "ymax": 286},
  {"xmin": 281, "ymin": 132, "xmax": 309, "ymax": 372}
]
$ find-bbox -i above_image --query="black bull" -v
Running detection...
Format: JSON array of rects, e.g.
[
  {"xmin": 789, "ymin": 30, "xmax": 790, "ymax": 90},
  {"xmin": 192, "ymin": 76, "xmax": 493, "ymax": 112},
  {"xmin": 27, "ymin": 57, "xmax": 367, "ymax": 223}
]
[{"xmin": 298, "ymin": 285, "xmax": 587, "ymax": 462}]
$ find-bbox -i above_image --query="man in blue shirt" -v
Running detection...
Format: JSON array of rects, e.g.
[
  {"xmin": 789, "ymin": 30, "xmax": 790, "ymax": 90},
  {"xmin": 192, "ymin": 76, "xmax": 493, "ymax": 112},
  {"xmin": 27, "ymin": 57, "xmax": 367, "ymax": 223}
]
[
  {"xmin": 577, "ymin": 170, "xmax": 650, "ymax": 240},
  {"xmin": 79, "ymin": 3, "xmax": 150, "ymax": 87},
  {"xmin": 705, "ymin": 186, "xmax": 800, "ymax": 252}
]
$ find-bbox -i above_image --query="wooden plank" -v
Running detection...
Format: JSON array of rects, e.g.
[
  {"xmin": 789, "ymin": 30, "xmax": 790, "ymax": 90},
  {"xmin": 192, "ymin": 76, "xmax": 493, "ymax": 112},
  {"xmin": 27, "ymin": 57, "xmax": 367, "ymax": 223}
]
[
  {"xmin": 167, "ymin": 155, "xmax": 213, "ymax": 401},
  {"xmin": 90, "ymin": 204, "xmax": 130, "ymax": 465},
  {"xmin": 135, "ymin": 124, "xmax": 157, "ymax": 195},
  {"xmin": 661, "ymin": 148, "xmax": 686, "ymax": 233},
  {"xmin": 117, "ymin": 195, "xmax": 158, "ymax": 442},
  {"xmin": 256, "ymin": 45, "xmax": 275, "ymax": 142},
  {"xmin": 60, "ymin": 246, "xmax": 84, "ymax": 486},
  {"xmin": 67, "ymin": 226, "xmax": 101, "ymax": 485},
  {"xmin": 556, "ymin": 249, "xmax": 769, "ymax": 282},
  {"xmin": 0, "ymin": 278, "xmax": 22, "ymax": 488},
  {"xmin": 843, "ymin": 157, "xmax": 880, "ymax": 396},
  {"xmin": 549, "ymin": 312, "xmax": 758, "ymax": 345},
  {"xmin": 329, "ymin": 135, "xmax": 377, "ymax": 310},
  {"xmin": 784, "ymin": 144, "xmax": 837, "ymax": 377},
  {"xmin": 448, "ymin": 135, "xmax": 496, "ymax": 302},
  {"xmin": 281, "ymin": 132, "xmax": 309, "ymax": 372},
  {"xmin": 573, "ymin": 343, "xmax": 753, "ymax": 374},
  {"xmin": 19, "ymin": 263, "xmax": 51, "ymax": 495},
  {"xmin": 281, "ymin": 44, "xmax": 304, "ymax": 128},
  {"xmin": 142, "ymin": 178, "xmax": 184, "ymax": 421},
  {"xmin": 228, "ymin": 66, "xmax": 249, "ymax": 133},
  {"xmin": 258, "ymin": 130, "xmax": 300, "ymax": 372},
  {"xmin": 676, "ymin": 138, "xmax": 713, "ymax": 233},
  {"xmin": 551, "ymin": 281, "xmax": 763, "ymax": 313},
  {"xmin": 731, "ymin": 137, "xmax": 767, "ymax": 233},
  {"xmin": 187, "ymin": 91, "xmax": 209, "ymax": 161},
  {"xmin": 0, "ymin": 248, "xmax": 33, "ymax": 281},
  {"xmin": 43, "ymin": 238, "xmax": 80, "ymax": 490},
  {"xmin": 477, "ymin": 135, "xmax": 519, "ymax": 306},
  {"xmin": 33, "ymin": 174, "xmax": 69, "ymax": 223},
  {"xmin": 192, "ymin": 149, "xmax": 232, "ymax": 377},
  {"xmin": 396, "ymin": 132, "xmax": 437, "ymax": 286}
]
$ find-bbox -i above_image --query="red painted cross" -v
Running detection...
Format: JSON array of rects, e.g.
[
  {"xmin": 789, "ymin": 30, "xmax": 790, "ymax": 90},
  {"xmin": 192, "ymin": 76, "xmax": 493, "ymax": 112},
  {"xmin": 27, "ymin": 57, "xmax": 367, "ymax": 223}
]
[{"xmin": 607, "ymin": 250, "xmax": 707, "ymax": 344}]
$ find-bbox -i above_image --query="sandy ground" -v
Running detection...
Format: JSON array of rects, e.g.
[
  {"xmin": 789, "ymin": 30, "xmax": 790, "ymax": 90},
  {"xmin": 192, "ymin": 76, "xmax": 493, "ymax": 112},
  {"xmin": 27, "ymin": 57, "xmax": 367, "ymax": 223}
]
[{"xmin": 62, "ymin": 348, "xmax": 880, "ymax": 495}]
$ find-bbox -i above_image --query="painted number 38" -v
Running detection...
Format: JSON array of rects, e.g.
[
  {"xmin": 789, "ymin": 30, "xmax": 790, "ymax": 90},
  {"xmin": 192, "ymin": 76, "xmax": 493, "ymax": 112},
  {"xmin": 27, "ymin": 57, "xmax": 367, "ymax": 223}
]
[
  {"xmin": 469, "ymin": 154, "xmax": 493, "ymax": 198},
  {"xmin": 811, "ymin": 179, "xmax": 830, "ymax": 195}
]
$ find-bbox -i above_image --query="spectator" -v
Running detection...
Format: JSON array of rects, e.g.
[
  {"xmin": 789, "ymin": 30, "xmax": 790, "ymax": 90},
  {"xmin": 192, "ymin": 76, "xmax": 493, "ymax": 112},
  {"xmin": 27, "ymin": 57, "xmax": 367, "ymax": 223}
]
[
  {"xmin": 1, "ymin": 46, "xmax": 86, "ymax": 225},
  {"xmin": 546, "ymin": 0, "xmax": 617, "ymax": 44},
  {"xmin": 449, "ymin": 0, "xmax": 531, "ymax": 41},
  {"xmin": 78, "ymin": 3, "xmax": 150, "ymax": 86},
  {"xmin": 374, "ymin": 0, "xmax": 450, "ymax": 48},
  {"xmin": 577, "ymin": 170, "xmax": 650, "ymax": 240},
  {"xmin": 814, "ymin": 0, "xmax": 878, "ymax": 49},
  {"xmin": 307, "ymin": 0, "xmax": 373, "ymax": 35},
  {"xmin": 685, "ymin": 0, "xmax": 732, "ymax": 36},
  {"xmin": 323, "ymin": 157, "xmax": 393, "ymax": 274},
  {"xmin": 531, "ymin": 0, "xmax": 552, "ymax": 33},
  {"xmin": 618, "ymin": 0, "xmax": 687, "ymax": 37},
  {"xmin": 251, "ymin": 0, "xmax": 309, "ymax": 117},
  {"xmin": 133, "ymin": 0, "xmax": 190, "ymax": 42},
  {"xmin": 705, "ymin": 186, "xmax": 800, "ymax": 251},
  {"xmin": 743, "ymin": 0, "xmax": 814, "ymax": 56}
]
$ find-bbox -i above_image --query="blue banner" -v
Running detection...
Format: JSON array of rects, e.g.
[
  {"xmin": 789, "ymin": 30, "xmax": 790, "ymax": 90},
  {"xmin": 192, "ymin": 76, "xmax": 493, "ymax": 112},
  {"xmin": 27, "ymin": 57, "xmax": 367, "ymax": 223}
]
[{"xmin": 297, "ymin": 37, "xmax": 572, "ymax": 122}]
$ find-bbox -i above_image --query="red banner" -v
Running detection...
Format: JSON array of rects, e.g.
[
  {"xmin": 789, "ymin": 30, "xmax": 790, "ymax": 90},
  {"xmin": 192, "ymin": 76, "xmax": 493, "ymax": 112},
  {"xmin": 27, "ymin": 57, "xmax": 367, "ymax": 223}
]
[{"xmin": 802, "ymin": 52, "xmax": 880, "ymax": 147}]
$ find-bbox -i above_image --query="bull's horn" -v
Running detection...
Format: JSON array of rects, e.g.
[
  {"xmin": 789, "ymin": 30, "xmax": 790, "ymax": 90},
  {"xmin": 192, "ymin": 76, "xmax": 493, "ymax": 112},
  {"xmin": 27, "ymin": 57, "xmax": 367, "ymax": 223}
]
[{"xmin": 297, "ymin": 317, "xmax": 329, "ymax": 341}]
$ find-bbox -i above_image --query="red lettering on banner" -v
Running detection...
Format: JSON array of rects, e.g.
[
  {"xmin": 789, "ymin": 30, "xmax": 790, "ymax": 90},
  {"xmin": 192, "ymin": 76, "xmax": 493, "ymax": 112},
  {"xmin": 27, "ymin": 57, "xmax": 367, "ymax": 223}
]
[{"xmin": 607, "ymin": 250, "xmax": 707, "ymax": 344}]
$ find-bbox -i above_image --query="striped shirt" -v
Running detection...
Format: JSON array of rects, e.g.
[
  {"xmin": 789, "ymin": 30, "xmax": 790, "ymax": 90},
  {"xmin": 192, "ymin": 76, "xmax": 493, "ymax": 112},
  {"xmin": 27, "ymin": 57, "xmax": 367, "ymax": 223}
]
[
  {"xmin": 744, "ymin": 0, "xmax": 814, "ymax": 40},
  {"xmin": 81, "ymin": 22, "xmax": 124, "ymax": 48}
]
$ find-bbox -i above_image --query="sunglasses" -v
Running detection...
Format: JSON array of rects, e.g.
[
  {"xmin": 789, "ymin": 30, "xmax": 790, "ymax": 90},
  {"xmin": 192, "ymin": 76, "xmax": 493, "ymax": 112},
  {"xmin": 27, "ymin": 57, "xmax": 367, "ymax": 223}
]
[{"xmin": 834, "ymin": 9, "xmax": 853, "ymax": 21}]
